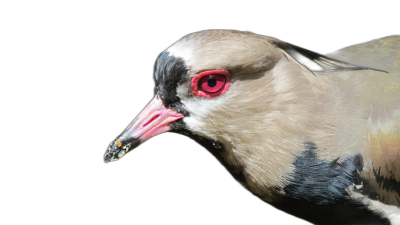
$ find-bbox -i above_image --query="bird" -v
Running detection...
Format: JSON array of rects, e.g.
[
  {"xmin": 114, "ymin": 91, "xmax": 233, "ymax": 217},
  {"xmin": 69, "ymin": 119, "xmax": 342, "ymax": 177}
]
[{"xmin": 104, "ymin": 30, "xmax": 400, "ymax": 225}]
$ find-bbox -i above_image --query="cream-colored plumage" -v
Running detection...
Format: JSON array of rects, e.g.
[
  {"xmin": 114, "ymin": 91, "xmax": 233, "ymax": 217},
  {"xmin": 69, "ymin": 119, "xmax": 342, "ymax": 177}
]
[{"xmin": 105, "ymin": 30, "xmax": 400, "ymax": 224}]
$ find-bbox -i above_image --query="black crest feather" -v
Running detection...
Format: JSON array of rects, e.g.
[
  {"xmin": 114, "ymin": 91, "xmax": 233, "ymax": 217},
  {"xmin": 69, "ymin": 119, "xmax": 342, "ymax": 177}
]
[{"xmin": 272, "ymin": 40, "xmax": 388, "ymax": 73}]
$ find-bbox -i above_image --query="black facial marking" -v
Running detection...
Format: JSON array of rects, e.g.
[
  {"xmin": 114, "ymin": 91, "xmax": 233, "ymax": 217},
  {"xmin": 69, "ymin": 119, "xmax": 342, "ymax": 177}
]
[
  {"xmin": 154, "ymin": 51, "xmax": 189, "ymax": 116},
  {"xmin": 271, "ymin": 142, "xmax": 390, "ymax": 225},
  {"xmin": 169, "ymin": 118, "xmax": 186, "ymax": 132},
  {"xmin": 171, "ymin": 128, "xmax": 248, "ymax": 187}
]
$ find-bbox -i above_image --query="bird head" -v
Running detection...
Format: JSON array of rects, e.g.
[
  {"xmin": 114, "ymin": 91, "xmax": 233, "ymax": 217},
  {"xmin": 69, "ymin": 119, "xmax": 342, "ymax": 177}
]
[{"xmin": 105, "ymin": 30, "xmax": 283, "ymax": 159}]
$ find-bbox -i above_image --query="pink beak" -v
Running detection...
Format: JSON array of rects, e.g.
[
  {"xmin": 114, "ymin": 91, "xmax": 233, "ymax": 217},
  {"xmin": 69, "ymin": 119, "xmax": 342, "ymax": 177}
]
[{"xmin": 104, "ymin": 95, "xmax": 184, "ymax": 162}]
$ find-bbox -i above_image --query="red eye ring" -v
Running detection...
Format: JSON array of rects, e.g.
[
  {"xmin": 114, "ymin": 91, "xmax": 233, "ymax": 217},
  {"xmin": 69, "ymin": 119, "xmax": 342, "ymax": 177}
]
[{"xmin": 191, "ymin": 70, "xmax": 231, "ymax": 98}]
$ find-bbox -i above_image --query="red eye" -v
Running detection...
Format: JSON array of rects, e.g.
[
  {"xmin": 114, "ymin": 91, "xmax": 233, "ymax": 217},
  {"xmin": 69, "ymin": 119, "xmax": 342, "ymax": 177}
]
[{"xmin": 191, "ymin": 70, "xmax": 231, "ymax": 98}]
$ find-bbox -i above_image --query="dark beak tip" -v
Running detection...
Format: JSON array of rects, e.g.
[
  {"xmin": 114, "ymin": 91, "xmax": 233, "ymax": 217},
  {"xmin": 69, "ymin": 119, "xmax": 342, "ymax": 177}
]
[
  {"xmin": 103, "ymin": 142, "xmax": 116, "ymax": 163},
  {"xmin": 103, "ymin": 138, "xmax": 141, "ymax": 163},
  {"xmin": 103, "ymin": 153, "xmax": 112, "ymax": 163}
]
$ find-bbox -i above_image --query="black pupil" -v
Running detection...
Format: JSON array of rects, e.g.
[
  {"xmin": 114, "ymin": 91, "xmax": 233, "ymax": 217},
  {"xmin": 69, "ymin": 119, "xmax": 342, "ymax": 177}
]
[{"xmin": 208, "ymin": 78, "xmax": 217, "ymax": 87}]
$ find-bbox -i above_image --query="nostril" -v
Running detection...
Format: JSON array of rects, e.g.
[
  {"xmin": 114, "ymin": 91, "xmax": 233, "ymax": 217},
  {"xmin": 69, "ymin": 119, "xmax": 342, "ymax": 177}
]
[{"xmin": 142, "ymin": 114, "xmax": 160, "ymax": 128}]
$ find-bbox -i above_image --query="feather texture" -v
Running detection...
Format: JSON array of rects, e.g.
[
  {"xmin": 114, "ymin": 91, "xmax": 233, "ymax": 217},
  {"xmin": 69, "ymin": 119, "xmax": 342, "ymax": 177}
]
[{"xmin": 107, "ymin": 30, "xmax": 400, "ymax": 224}]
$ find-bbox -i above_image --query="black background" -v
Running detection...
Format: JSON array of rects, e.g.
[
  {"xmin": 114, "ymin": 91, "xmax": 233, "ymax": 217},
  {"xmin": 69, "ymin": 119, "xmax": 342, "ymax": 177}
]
[{"xmin": 26, "ymin": 3, "xmax": 399, "ymax": 224}]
